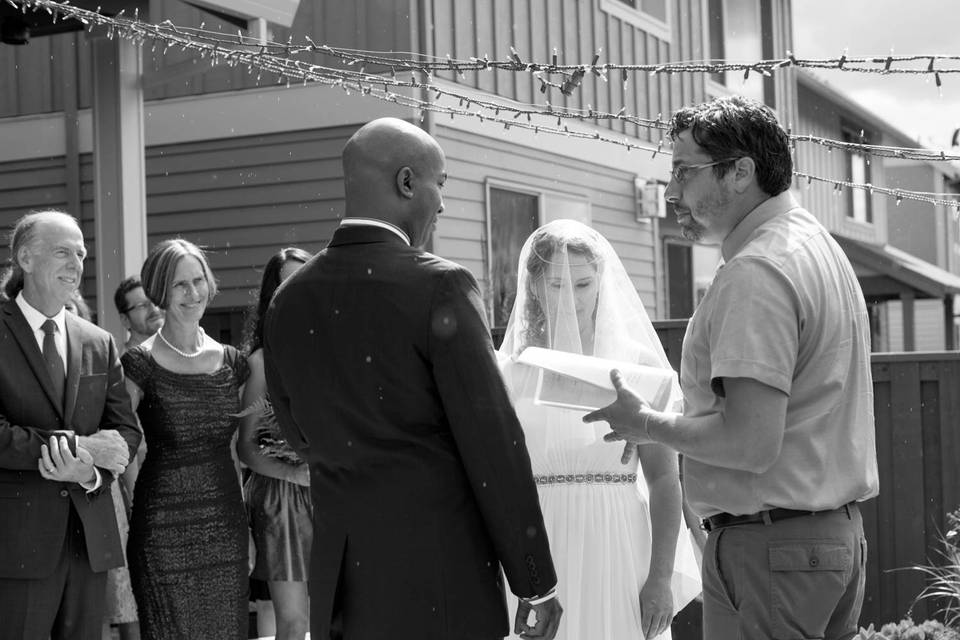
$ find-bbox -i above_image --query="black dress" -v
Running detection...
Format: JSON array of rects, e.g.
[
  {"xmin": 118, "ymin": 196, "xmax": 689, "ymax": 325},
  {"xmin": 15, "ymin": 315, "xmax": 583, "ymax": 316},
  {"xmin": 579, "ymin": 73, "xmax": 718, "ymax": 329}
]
[{"xmin": 123, "ymin": 345, "xmax": 249, "ymax": 640}]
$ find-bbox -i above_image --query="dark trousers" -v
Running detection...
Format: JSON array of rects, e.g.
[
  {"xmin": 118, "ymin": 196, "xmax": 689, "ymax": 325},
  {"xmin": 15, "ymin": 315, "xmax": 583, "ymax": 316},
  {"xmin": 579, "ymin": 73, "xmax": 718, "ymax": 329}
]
[
  {"xmin": 0, "ymin": 507, "xmax": 108, "ymax": 640},
  {"xmin": 702, "ymin": 503, "xmax": 866, "ymax": 640}
]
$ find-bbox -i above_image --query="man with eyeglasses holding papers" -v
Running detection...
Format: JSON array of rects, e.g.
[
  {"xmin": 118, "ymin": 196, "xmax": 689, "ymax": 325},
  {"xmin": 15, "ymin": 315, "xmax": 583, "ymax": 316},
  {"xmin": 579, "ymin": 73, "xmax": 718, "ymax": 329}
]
[{"xmin": 585, "ymin": 96, "xmax": 879, "ymax": 640}]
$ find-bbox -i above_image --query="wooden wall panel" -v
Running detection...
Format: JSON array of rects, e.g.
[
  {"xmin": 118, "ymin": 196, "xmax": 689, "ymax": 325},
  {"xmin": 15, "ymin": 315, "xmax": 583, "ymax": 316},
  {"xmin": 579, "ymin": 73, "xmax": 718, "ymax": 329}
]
[
  {"xmin": 491, "ymin": 0, "xmax": 515, "ymax": 99},
  {"xmin": 39, "ymin": 125, "xmax": 345, "ymax": 310},
  {"xmin": 795, "ymin": 80, "xmax": 889, "ymax": 245},
  {"xmin": 0, "ymin": 155, "xmax": 97, "ymax": 307},
  {"xmin": 0, "ymin": 157, "xmax": 72, "ymax": 277},
  {"xmin": 452, "ymin": 0, "xmax": 478, "ymax": 87},
  {"xmin": 473, "ymin": 1, "xmax": 496, "ymax": 94},
  {"xmin": 5, "ymin": 0, "xmax": 710, "ymax": 145},
  {"xmin": 513, "ymin": 0, "xmax": 534, "ymax": 106},
  {"xmin": 2, "ymin": 1, "xmax": 412, "ymax": 112}
]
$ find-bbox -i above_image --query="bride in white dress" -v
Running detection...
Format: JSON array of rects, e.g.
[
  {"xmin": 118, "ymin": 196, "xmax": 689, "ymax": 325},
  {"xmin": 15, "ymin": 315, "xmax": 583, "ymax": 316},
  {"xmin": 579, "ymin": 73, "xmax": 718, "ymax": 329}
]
[{"xmin": 498, "ymin": 219, "xmax": 700, "ymax": 640}]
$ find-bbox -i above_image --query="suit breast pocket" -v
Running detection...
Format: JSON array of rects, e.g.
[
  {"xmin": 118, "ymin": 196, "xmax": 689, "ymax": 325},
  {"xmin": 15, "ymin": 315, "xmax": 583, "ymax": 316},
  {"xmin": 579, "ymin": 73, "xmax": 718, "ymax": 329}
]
[{"xmin": 74, "ymin": 374, "xmax": 108, "ymax": 425}]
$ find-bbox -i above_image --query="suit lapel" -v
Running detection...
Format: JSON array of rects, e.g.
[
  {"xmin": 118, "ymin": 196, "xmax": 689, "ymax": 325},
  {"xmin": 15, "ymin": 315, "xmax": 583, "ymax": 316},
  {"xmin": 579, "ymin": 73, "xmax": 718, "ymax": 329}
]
[
  {"xmin": 0, "ymin": 300, "xmax": 64, "ymax": 418},
  {"xmin": 63, "ymin": 313, "xmax": 82, "ymax": 425}
]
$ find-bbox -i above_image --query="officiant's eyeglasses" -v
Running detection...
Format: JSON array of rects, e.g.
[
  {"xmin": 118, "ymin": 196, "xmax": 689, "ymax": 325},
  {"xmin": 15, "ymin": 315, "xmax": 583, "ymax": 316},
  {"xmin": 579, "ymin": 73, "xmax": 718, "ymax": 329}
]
[{"xmin": 670, "ymin": 158, "xmax": 738, "ymax": 183}]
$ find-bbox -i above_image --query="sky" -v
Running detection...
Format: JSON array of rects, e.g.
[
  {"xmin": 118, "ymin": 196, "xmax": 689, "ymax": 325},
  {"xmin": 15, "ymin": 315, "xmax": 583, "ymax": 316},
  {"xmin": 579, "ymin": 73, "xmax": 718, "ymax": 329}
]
[{"xmin": 792, "ymin": 0, "xmax": 960, "ymax": 150}]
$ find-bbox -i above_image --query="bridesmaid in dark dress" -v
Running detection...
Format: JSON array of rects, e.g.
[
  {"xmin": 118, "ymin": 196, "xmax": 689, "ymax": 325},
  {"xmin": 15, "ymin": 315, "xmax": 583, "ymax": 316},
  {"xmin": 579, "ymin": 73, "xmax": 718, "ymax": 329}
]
[{"xmin": 122, "ymin": 239, "xmax": 249, "ymax": 639}]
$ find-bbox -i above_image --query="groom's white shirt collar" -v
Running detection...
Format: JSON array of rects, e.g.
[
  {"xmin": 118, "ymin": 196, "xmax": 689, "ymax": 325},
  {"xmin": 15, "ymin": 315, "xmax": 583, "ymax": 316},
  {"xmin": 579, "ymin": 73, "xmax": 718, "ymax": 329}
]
[{"xmin": 338, "ymin": 218, "xmax": 411, "ymax": 246}]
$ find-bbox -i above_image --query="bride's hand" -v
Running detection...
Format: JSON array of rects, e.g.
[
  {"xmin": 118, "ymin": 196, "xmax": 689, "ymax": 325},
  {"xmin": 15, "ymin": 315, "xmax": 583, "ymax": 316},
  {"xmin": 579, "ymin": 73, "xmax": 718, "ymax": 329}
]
[
  {"xmin": 639, "ymin": 574, "xmax": 674, "ymax": 638},
  {"xmin": 619, "ymin": 443, "xmax": 640, "ymax": 466}
]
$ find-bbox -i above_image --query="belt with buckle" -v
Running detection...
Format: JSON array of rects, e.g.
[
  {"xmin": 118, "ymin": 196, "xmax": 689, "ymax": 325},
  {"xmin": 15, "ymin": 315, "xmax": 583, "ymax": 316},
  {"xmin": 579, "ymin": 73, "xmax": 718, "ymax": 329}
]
[{"xmin": 701, "ymin": 503, "xmax": 854, "ymax": 533}]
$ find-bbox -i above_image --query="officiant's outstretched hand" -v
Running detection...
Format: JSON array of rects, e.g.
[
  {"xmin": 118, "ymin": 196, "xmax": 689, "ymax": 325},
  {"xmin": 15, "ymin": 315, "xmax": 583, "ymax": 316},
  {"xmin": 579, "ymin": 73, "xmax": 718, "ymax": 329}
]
[{"xmin": 584, "ymin": 369, "xmax": 658, "ymax": 462}]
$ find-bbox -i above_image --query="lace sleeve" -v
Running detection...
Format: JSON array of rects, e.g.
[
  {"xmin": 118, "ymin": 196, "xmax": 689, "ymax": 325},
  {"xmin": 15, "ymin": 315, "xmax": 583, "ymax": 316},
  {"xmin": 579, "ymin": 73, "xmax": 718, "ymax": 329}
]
[{"xmin": 120, "ymin": 345, "xmax": 150, "ymax": 389}]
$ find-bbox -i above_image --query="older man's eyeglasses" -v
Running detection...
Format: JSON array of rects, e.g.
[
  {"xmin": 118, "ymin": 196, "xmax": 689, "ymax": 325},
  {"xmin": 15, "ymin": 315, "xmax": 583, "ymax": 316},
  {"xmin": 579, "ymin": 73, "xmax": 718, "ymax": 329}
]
[{"xmin": 670, "ymin": 159, "xmax": 738, "ymax": 183}]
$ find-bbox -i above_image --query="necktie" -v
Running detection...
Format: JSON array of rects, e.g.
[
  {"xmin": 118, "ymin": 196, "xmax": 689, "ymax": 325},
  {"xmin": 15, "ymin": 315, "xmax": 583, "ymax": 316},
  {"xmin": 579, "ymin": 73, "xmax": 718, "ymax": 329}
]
[{"xmin": 41, "ymin": 319, "xmax": 65, "ymax": 407}]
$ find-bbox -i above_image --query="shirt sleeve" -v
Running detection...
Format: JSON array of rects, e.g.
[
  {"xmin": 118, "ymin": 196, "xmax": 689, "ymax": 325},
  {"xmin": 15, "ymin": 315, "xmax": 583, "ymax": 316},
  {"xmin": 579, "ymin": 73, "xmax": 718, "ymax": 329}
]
[
  {"xmin": 79, "ymin": 466, "xmax": 103, "ymax": 492},
  {"xmin": 707, "ymin": 257, "xmax": 800, "ymax": 397}
]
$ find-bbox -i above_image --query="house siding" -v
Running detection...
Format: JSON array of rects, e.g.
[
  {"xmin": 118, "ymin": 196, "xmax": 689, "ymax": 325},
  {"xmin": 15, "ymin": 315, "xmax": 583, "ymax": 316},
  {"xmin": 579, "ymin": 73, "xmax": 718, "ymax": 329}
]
[
  {"xmin": 0, "ymin": 127, "xmax": 351, "ymax": 312},
  {"xmin": 0, "ymin": 1, "xmax": 414, "ymax": 116},
  {"xmin": 795, "ymin": 80, "xmax": 886, "ymax": 243},
  {"xmin": 885, "ymin": 299, "xmax": 947, "ymax": 352},
  {"xmin": 435, "ymin": 125, "xmax": 660, "ymax": 317},
  {"xmin": 140, "ymin": 126, "xmax": 350, "ymax": 308},
  {"xmin": 429, "ymin": 0, "xmax": 705, "ymax": 142},
  {"xmin": 886, "ymin": 164, "xmax": 940, "ymax": 264}
]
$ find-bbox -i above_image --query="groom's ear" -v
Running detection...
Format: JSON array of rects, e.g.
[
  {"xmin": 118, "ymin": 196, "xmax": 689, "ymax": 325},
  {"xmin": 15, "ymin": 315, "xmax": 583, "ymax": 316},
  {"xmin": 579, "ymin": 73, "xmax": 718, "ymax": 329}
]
[{"xmin": 396, "ymin": 166, "xmax": 415, "ymax": 199}]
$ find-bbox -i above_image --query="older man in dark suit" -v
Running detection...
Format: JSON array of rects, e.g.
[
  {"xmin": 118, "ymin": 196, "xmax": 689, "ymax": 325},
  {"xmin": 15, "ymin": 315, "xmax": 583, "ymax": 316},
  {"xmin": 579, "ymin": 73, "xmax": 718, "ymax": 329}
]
[
  {"xmin": 0, "ymin": 210, "xmax": 141, "ymax": 640},
  {"xmin": 264, "ymin": 118, "xmax": 562, "ymax": 640}
]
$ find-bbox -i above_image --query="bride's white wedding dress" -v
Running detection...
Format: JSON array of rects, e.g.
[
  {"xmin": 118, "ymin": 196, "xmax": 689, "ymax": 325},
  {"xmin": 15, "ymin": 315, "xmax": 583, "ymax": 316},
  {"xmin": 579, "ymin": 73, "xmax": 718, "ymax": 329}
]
[
  {"xmin": 498, "ymin": 220, "xmax": 700, "ymax": 640},
  {"xmin": 501, "ymin": 363, "xmax": 700, "ymax": 640}
]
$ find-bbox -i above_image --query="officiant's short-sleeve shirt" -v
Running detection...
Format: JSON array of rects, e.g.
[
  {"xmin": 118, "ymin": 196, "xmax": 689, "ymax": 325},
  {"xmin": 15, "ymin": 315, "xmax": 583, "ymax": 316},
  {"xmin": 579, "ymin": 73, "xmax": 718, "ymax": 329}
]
[{"xmin": 681, "ymin": 192, "xmax": 879, "ymax": 518}]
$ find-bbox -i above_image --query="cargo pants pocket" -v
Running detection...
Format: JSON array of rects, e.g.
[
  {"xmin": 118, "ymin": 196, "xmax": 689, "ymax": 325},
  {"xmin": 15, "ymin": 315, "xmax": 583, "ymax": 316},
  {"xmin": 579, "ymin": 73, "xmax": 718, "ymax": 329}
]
[{"xmin": 769, "ymin": 540, "xmax": 851, "ymax": 639}]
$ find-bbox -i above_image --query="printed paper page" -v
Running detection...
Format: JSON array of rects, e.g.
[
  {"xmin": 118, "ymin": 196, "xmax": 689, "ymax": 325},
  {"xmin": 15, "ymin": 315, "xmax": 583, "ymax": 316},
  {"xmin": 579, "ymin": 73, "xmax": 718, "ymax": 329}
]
[{"xmin": 517, "ymin": 347, "xmax": 677, "ymax": 412}]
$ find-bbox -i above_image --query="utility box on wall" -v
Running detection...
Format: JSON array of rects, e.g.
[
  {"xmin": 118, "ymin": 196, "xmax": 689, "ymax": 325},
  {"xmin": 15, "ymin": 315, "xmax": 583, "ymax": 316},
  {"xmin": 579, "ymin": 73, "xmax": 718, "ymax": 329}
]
[{"xmin": 635, "ymin": 177, "xmax": 667, "ymax": 220}]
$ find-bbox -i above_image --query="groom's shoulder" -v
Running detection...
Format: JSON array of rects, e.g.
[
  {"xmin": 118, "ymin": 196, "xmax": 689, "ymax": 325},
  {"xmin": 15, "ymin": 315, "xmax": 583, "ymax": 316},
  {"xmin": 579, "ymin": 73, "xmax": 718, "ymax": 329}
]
[{"xmin": 413, "ymin": 250, "xmax": 475, "ymax": 281}]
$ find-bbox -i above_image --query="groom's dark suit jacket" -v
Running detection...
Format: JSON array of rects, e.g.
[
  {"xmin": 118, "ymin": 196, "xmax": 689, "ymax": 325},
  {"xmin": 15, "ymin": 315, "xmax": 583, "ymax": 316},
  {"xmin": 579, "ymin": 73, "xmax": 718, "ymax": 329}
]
[
  {"xmin": 0, "ymin": 299, "xmax": 141, "ymax": 579},
  {"xmin": 264, "ymin": 225, "xmax": 556, "ymax": 640}
]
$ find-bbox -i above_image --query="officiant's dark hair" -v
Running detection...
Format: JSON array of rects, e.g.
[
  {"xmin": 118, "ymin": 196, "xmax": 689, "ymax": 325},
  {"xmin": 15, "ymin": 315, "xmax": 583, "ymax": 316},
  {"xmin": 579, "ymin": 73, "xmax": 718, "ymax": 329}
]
[
  {"xmin": 521, "ymin": 226, "xmax": 602, "ymax": 348},
  {"xmin": 242, "ymin": 247, "xmax": 312, "ymax": 354},
  {"xmin": 668, "ymin": 95, "xmax": 792, "ymax": 197}
]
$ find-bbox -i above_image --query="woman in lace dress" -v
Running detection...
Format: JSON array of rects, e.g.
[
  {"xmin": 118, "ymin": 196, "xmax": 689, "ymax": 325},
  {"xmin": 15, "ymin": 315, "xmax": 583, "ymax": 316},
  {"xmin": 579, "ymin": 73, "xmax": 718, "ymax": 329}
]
[
  {"xmin": 238, "ymin": 247, "xmax": 312, "ymax": 640},
  {"xmin": 122, "ymin": 239, "xmax": 249, "ymax": 639},
  {"xmin": 498, "ymin": 220, "xmax": 700, "ymax": 640}
]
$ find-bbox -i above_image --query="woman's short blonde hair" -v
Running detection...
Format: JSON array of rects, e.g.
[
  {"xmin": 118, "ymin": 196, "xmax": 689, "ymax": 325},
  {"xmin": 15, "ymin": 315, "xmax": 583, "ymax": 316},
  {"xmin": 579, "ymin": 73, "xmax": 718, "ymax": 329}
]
[{"xmin": 141, "ymin": 239, "xmax": 217, "ymax": 309}]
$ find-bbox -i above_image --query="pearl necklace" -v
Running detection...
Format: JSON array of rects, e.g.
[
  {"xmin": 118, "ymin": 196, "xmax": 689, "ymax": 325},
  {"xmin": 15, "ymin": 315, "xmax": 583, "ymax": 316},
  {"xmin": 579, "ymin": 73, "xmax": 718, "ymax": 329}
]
[{"xmin": 158, "ymin": 327, "xmax": 206, "ymax": 358}]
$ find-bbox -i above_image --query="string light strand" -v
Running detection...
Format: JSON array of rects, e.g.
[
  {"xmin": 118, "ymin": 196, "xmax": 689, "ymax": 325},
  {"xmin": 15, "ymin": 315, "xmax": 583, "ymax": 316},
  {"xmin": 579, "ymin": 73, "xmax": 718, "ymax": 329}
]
[{"xmin": 9, "ymin": 0, "xmax": 960, "ymax": 214}]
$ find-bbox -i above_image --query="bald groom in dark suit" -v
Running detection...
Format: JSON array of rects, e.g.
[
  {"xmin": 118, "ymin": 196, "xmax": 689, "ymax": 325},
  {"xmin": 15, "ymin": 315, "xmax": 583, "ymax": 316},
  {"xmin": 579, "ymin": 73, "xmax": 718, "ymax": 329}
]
[
  {"xmin": 0, "ymin": 211, "xmax": 141, "ymax": 640},
  {"xmin": 264, "ymin": 118, "xmax": 562, "ymax": 640}
]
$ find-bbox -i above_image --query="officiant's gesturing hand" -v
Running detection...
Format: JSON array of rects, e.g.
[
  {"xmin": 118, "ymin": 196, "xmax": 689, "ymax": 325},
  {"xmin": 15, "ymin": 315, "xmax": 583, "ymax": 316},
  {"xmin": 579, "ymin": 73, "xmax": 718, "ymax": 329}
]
[{"xmin": 584, "ymin": 369, "xmax": 664, "ymax": 461}]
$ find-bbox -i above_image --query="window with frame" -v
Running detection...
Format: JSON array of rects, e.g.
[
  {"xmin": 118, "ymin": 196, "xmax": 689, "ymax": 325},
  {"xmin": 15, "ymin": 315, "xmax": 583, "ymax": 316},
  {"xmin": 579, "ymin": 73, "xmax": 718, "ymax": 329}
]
[
  {"xmin": 842, "ymin": 126, "xmax": 873, "ymax": 224},
  {"xmin": 664, "ymin": 239, "xmax": 694, "ymax": 319},
  {"xmin": 486, "ymin": 185, "xmax": 592, "ymax": 340},
  {"xmin": 706, "ymin": 0, "xmax": 764, "ymax": 103},
  {"xmin": 600, "ymin": 0, "xmax": 670, "ymax": 41},
  {"xmin": 488, "ymin": 187, "xmax": 540, "ymax": 332}
]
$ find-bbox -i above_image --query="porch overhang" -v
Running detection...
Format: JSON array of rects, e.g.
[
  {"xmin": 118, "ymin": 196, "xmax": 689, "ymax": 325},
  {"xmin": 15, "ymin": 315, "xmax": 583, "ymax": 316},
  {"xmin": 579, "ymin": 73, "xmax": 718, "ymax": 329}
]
[
  {"xmin": 833, "ymin": 234, "xmax": 960, "ymax": 350},
  {"xmin": 832, "ymin": 235, "xmax": 960, "ymax": 301}
]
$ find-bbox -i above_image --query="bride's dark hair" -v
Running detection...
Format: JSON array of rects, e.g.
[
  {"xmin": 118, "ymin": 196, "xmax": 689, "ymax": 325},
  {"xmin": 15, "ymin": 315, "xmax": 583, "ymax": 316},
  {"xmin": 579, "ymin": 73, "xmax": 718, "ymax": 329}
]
[{"xmin": 520, "ymin": 226, "xmax": 602, "ymax": 349}]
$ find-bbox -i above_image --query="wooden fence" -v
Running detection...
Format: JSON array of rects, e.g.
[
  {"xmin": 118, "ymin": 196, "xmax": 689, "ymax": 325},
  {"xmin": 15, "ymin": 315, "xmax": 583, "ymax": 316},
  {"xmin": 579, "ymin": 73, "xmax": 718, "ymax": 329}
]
[
  {"xmin": 651, "ymin": 321, "xmax": 960, "ymax": 633},
  {"xmin": 862, "ymin": 352, "xmax": 960, "ymax": 627}
]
